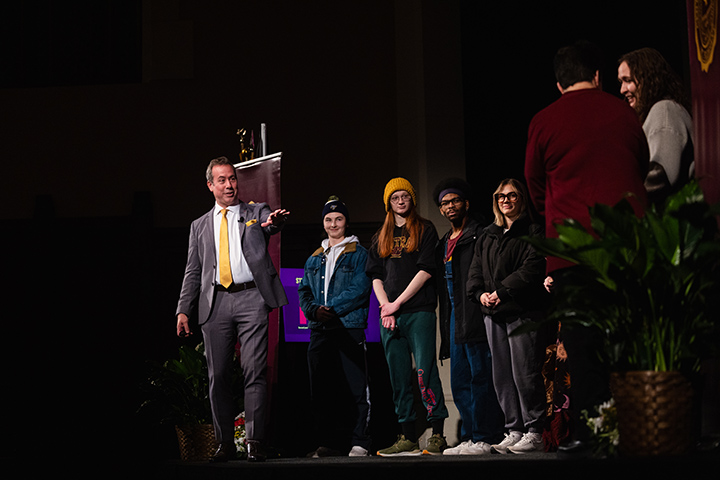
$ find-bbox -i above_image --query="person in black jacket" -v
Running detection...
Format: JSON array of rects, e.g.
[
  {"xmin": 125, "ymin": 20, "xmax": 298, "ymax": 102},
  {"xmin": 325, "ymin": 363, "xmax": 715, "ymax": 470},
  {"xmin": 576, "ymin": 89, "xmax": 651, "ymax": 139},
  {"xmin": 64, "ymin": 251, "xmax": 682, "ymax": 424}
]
[
  {"xmin": 467, "ymin": 178, "xmax": 549, "ymax": 454},
  {"xmin": 434, "ymin": 178, "xmax": 504, "ymax": 455}
]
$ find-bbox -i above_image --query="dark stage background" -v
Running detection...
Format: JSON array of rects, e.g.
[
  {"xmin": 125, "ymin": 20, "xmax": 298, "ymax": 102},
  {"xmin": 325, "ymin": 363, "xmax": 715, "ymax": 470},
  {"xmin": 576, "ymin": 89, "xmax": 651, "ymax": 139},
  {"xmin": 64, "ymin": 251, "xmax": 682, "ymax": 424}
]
[{"xmin": 0, "ymin": 0, "xmax": 696, "ymax": 465}]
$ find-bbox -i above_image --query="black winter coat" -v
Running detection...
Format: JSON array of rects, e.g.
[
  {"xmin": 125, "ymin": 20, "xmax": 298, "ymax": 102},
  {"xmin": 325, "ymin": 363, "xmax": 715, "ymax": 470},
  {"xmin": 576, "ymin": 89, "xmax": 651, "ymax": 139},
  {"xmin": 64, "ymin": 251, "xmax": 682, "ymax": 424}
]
[
  {"xmin": 466, "ymin": 214, "xmax": 549, "ymax": 321},
  {"xmin": 437, "ymin": 218, "xmax": 487, "ymax": 361}
]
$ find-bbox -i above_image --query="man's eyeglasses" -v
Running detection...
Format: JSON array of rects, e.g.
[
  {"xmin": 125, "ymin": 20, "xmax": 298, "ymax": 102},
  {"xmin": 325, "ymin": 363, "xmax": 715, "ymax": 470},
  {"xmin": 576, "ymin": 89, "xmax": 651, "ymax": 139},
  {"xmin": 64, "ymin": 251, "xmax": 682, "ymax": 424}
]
[
  {"xmin": 390, "ymin": 194, "xmax": 412, "ymax": 204},
  {"xmin": 439, "ymin": 197, "xmax": 465, "ymax": 208},
  {"xmin": 495, "ymin": 192, "xmax": 519, "ymax": 202}
]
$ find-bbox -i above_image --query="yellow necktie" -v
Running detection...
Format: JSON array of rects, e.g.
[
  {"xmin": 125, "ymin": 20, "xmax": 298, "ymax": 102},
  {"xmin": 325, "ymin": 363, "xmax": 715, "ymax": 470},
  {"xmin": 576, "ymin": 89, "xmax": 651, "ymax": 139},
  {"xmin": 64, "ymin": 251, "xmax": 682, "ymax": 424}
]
[{"xmin": 219, "ymin": 209, "xmax": 233, "ymax": 288}]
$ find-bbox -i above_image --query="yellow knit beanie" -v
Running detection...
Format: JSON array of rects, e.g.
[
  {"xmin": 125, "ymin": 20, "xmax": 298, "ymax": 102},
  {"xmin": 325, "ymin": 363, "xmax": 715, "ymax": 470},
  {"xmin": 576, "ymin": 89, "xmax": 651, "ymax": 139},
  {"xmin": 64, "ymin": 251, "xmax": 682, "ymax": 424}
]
[{"xmin": 383, "ymin": 177, "xmax": 416, "ymax": 211}]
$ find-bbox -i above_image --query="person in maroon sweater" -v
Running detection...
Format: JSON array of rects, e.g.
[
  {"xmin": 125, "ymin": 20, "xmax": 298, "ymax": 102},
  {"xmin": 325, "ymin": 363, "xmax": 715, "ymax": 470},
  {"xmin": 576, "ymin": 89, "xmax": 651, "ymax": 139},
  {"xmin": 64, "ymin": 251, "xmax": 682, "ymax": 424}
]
[
  {"xmin": 524, "ymin": 40, "xmax": 649, "ymax": 457},
  {"xmin": 525, "ymin": 43, "xmax": 649, "ymax": 273}
]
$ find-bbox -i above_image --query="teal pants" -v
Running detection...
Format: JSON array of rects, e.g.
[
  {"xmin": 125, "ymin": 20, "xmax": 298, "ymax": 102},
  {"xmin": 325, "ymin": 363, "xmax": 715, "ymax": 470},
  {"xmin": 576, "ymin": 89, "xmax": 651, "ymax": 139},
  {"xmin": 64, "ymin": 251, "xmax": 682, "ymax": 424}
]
[{"xmin": 380, "ymin": 310, "xmax": 449, "ymax": 424}]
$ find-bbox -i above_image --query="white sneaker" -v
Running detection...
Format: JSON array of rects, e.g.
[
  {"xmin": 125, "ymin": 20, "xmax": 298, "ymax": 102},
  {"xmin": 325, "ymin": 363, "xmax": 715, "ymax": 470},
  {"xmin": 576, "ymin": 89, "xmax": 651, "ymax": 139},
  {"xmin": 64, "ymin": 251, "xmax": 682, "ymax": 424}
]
[
  {"xmin": 461, "ymin": 441, "xmax": 491, "ymax": 455},
  {"xmin": 348, "ymin": 445, "xmax": 369, "ymax": 457},
  {"xmin": 442, "ymin": 440, "xmax": 472, "ymax": 455},
  {"xmin": 491, "ymin": 431, "xmax": 523, "ymax": 454},
  {"xmin": 507, "ymin": 432, "xmax": 544, "ymax": 454}
]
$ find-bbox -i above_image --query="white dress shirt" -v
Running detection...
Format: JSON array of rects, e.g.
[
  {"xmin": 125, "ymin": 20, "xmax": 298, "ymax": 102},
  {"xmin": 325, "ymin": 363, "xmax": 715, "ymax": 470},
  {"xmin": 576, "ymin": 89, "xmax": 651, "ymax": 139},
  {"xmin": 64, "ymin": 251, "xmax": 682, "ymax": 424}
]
[{"xmin": 213, "ymin": 203, "xmax": 254, "ymax": 285}]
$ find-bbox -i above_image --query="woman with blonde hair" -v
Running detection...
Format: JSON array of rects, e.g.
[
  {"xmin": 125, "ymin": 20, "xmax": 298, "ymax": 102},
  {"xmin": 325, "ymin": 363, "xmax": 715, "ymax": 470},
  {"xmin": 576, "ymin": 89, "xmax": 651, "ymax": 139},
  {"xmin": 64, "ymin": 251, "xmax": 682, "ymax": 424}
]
[
  {"xmin": 467, "ymin": 178, "xmax": 548, "ymax": 454},
  {"xmin": 366, "ymin": 177, "xmax": 449, "ymax": 456}
]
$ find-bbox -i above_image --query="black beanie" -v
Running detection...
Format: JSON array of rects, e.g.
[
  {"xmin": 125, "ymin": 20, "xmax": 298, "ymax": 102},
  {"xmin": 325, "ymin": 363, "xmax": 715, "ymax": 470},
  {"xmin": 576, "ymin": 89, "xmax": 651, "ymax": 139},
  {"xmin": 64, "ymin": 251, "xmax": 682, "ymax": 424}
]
[{"xmin": 321, "ymin": 196, "xmax": 350, "ymax": 222}]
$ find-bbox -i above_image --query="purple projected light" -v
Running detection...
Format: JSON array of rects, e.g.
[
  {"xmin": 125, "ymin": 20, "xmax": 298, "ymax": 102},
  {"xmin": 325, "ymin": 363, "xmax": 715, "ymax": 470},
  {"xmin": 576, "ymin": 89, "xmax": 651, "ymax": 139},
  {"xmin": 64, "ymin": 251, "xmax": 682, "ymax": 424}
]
[{"xmin": 280, "ymin": 268, "xmax": 381, "ymax": 342}]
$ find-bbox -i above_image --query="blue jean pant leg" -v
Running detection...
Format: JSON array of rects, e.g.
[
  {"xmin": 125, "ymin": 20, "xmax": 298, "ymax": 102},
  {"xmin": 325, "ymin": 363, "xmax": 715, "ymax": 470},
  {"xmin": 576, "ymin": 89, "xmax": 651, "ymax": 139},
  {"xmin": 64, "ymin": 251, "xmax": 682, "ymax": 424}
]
[
  {"xmin": 474, "ymin": 343, "xmax": 504, "ymax": 441},
  {"xmin": 450, "ymin": 312, "xmax": 472, "ymax": 441},
  {"xmin": 451, "ymin": 340, "xmax": 504, "ymax": 443}
]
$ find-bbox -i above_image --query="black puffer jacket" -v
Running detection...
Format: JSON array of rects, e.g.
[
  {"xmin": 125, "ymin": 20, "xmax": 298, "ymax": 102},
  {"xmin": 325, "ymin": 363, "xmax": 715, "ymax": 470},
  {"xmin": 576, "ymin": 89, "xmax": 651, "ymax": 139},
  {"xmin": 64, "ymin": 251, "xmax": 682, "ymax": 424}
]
[
  {"xmin": 437, "ymin": 218, "xmax": 486, "ymax": 361},
  {"xmin": 466, "ymin": 214, "xmax": 549, "ymax": 321}
]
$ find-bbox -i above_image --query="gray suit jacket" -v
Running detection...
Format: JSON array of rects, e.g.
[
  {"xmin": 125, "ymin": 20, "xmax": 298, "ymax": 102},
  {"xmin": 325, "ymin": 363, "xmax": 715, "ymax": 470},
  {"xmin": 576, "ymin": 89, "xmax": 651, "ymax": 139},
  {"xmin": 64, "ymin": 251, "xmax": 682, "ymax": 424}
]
[{"xmin": 176, "ymin": 201, "xmax": 288, "ymax": 324}]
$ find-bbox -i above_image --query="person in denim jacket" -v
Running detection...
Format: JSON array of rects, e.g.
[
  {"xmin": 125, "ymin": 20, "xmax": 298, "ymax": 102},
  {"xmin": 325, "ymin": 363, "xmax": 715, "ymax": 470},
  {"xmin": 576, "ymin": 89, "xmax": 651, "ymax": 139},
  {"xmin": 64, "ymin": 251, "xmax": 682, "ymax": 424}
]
[{"xmin": 299, "ymin": 196, "xmax": 372, "ymax": 457}]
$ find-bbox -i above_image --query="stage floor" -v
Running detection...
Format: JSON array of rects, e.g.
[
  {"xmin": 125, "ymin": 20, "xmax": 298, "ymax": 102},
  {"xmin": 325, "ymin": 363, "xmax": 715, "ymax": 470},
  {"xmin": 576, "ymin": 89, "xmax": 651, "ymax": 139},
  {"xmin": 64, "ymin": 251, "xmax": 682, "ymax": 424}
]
[{"xmin": 145, "ymin": 450, "xmax": 719, "ymax": 480}]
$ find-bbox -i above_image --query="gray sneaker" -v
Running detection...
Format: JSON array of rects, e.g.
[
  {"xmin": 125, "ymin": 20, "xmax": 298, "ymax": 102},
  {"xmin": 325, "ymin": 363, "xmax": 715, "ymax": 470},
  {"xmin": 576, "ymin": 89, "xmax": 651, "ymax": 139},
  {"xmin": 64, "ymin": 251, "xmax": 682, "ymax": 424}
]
[
  {"xmin": 507, "ymin": 432, "xmax": 544, "ymax": 454},
  {"xmin": 377, "ymin": 435, "xmax": 422, "ymax": 457},
  {"xmin": 491, "ymin": 431, "xmax": 523, "ymax": 454}
]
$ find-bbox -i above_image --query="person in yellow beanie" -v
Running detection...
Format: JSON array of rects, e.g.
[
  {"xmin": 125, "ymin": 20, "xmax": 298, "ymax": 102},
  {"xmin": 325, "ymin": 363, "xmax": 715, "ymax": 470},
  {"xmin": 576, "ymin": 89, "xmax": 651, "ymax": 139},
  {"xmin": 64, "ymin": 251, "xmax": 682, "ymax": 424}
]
[
  {"xmin": 382, "ymin": 177, "xmax": 417, "ymax": 212},
  {"xmin": 366, "ymin": 177, "xmax": 449, "ymax": 456}
]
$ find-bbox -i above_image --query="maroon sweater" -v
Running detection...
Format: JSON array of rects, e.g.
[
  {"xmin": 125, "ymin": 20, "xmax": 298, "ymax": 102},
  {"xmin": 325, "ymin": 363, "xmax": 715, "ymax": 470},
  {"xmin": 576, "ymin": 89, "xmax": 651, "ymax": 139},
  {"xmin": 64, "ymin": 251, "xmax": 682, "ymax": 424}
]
[{"xmin": 524, "ymin": 88, "xmax": 649, "ymax": 273}]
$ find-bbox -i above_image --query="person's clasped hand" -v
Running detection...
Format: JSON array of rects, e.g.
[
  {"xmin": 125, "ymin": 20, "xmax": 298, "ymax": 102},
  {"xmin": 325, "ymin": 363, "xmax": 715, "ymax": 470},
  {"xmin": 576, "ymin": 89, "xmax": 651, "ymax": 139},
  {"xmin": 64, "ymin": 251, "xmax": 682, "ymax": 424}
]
[
  {"xmin": 315, "ymin": 306, "xmax": 338, "ymax": 322},
  {"xmin": 480, "ymin": 291, "xmax": 501, "ymax": 308}
]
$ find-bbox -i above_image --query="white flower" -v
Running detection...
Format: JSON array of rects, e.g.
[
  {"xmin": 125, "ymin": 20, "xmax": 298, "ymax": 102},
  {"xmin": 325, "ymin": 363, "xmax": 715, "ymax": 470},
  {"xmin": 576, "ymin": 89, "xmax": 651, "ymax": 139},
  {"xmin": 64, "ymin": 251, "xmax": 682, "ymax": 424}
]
[
  {"xmin": 234, "ymin": 411, "xmax": 247, "ymax": 455},
  {"xmin": 596, "ymin": 398, "xmax": 615, "ymax": 415}
]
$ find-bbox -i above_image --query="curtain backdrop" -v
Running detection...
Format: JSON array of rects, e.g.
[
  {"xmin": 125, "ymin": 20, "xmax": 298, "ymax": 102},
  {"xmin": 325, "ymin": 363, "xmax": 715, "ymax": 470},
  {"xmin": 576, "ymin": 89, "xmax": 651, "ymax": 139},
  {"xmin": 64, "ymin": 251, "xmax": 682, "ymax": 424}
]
[
  {"xmin": 235, "ymin": 153, "xmax": 282, "ymax": 404},
  {"xmin": 687, "ymin": 0, "xmax": 720, "ymax": 205}
]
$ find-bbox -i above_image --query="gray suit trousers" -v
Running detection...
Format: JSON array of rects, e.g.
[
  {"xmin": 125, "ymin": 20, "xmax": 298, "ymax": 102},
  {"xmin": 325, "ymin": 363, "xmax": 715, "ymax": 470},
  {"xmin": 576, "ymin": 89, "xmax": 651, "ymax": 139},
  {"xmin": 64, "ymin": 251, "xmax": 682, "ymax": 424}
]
[{"xmin": 201, "ymin": 287, "xmax": 270, "ymax": 443}]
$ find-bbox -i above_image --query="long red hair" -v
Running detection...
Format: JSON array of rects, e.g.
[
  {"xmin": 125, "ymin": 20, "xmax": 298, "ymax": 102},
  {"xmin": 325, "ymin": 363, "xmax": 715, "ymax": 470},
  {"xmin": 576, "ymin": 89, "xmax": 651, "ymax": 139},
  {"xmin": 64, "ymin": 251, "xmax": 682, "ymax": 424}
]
[{"xmin": 375, "ymin": 207, "xmax": 426, "ymax": 257}]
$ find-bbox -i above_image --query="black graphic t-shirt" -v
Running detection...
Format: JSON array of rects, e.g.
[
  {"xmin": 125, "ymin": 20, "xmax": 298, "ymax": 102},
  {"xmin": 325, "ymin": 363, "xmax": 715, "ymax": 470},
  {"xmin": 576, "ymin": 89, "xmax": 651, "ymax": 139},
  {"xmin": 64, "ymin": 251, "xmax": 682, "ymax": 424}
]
[{"xmin": 366, "ymin": 221, "xmax": 439, "ymax": 315}]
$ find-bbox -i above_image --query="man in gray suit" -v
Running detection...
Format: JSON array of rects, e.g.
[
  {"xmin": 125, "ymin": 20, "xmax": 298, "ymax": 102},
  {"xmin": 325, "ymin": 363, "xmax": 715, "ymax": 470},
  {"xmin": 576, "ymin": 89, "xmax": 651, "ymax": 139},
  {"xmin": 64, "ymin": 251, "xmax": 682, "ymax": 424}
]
[{"xmin": 176, "ymin": 156, "xmax": 289, "ymax": 462}]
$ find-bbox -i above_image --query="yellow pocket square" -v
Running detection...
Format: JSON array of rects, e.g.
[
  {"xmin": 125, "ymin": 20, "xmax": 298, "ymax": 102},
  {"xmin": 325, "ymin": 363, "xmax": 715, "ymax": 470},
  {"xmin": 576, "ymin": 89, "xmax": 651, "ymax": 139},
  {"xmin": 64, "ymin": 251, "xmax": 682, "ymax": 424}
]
[{"xmin": 245, "ymin": 219, "xmax": 258, "ymax": 227}]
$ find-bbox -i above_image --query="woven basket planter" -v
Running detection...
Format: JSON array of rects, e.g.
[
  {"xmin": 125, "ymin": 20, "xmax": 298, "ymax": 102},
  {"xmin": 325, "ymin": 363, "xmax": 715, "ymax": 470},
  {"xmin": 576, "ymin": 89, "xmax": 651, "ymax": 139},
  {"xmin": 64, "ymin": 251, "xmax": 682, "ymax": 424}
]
[
  {"xmin": 610, "ymin": 371, "xmax": 693, "ymax": 457},
  {"xmin": 175, "ymin": 424, "xmax": 217, "ymax": 461}
]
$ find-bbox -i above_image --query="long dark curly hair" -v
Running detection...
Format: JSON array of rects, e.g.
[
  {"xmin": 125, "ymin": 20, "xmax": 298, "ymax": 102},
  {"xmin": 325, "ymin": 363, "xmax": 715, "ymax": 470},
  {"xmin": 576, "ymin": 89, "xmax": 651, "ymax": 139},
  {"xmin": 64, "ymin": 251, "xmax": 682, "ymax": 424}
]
[{"xmin": 618, "ymin": 47, "xmax": 691, "ymax": 122}]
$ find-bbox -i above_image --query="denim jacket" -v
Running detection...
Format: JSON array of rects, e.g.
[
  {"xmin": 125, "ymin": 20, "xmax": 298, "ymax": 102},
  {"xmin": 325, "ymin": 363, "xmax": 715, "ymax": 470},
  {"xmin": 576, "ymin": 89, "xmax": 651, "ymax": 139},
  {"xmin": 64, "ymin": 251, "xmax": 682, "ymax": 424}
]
[{"xmin": 298, "ymin": 239, "xmax": 372, "ymax": 330}]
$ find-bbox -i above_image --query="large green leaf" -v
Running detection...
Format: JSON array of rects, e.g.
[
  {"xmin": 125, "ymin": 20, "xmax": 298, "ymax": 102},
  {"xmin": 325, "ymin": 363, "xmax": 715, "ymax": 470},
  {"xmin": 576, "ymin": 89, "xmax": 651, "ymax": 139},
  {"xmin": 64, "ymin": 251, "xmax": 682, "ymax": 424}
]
[{"xmin": 523, "ymin": 180, "xmax": 720, "ymax": 373}]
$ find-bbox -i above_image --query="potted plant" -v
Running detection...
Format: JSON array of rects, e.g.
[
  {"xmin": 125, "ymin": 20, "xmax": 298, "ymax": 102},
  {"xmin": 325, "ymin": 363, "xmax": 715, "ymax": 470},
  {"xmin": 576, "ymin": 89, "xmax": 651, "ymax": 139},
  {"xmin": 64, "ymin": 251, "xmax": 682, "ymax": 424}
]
[
  {"xmin": 523, "ymin": 180, "xmax": 720, "ymax": 456},
  {"xmin": 138, "ymin": 341, "xmax": 244, "ymax": 460}
]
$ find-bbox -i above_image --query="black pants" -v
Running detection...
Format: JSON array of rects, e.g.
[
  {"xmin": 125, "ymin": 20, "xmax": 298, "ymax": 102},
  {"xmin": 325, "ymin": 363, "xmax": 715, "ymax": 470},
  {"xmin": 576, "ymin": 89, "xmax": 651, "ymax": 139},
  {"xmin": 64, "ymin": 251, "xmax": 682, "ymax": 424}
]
[
  {"xmin": 553, "ymin": 267, "xmax": 612, "ymax": 441},
  {"xmin": 560, "ymin": 323, "xmax": 611, "ymax": 440},
  {"xmin": 307, "ymin": 327, "xmax": 371, "ymax": 452}
]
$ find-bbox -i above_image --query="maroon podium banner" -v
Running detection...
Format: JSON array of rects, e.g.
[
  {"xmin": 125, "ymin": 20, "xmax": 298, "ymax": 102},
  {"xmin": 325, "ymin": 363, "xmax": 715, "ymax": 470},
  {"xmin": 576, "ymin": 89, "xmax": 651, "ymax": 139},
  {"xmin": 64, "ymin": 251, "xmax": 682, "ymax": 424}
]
[
  {"xmin": 234, "ymin": 153, "xmax": 283, "ymax": 400},
  {"xmin": 687, "ymin": 0, "xmax": 720, "ymax": 205}
]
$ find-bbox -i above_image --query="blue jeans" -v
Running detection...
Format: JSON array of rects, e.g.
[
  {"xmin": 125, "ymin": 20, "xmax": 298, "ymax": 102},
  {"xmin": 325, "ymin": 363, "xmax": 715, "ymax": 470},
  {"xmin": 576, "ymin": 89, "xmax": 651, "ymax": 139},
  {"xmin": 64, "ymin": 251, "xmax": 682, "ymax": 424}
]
[{"xmin": 450, "ymin": 315, "xmax": 504, "ymax": 443}]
